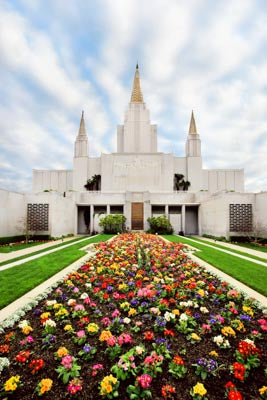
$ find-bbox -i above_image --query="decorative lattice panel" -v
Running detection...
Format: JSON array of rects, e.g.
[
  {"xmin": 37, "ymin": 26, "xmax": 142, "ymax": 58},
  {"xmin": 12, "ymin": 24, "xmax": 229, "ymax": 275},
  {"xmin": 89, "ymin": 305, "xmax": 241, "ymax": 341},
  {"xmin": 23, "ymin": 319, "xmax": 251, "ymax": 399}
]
[
  {"xmin": 27, "ymin": 204, "xmax": 49, "ymax": 231},
  {"xmin": 229, "ymin": 204, "xmax": 253, "ymax": 232}
]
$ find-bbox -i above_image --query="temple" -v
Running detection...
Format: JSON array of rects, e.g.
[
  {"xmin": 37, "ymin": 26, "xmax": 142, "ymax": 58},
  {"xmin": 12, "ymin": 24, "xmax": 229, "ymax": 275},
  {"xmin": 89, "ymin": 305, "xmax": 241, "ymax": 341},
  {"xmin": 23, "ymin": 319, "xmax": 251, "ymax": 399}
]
[{"xmin": 1, "ymin": 66, "xmax": 266, "ymax": 238}]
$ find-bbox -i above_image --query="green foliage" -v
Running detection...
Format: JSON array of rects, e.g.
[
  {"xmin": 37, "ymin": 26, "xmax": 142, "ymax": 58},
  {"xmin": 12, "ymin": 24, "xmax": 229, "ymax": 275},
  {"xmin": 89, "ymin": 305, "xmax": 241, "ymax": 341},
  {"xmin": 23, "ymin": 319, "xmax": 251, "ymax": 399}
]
[
  {"xmin": 174, "ymin": 173, "xmax": 191, "ymax": 191},
  {"xmin": 84, "ymin": 174, "xmax": 101, "ymax": 191},
  {"xmin": 99, "ymin": 214, "xmax": 126, "ymax": 234},
  {"xmin": 147, "ymin": 215, "xmax": 173, "ymax": 234}
]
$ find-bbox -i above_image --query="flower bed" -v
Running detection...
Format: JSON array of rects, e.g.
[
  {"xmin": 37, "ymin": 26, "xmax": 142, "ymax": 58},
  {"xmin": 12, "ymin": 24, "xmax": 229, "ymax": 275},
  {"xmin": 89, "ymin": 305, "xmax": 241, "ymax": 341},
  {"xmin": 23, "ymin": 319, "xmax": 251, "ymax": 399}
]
[{"xmin": 0, "ymin": 233, "xmax": 266, "ymax": 399}]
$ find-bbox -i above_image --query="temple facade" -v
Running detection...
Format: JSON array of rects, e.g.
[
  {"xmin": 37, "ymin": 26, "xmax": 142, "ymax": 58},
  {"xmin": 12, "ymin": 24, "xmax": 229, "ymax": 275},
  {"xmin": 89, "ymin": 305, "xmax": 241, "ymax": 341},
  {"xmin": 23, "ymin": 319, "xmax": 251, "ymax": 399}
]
[{"xmin": 1, "ymin": 66, "xmax": 266, "ymax": 239}]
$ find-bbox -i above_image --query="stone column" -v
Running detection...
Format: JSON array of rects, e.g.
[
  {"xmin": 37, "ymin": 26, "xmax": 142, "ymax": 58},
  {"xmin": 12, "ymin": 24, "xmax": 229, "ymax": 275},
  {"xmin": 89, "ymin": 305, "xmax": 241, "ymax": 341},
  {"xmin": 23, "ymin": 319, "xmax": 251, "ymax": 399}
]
[
  {"xmin": 107, "ymin": 204, "xmax": 110, "ymax": 215},
  {"xmin": 181, "ymin": 205, "xmax": 186, "ymax": 234},
  {"xmin": 90, "ymin": 205, "xmax": 94, "ymax": 233},
  {"xmin": 165, "ymin": 204, "xmax": 169, "ymax": 219}
]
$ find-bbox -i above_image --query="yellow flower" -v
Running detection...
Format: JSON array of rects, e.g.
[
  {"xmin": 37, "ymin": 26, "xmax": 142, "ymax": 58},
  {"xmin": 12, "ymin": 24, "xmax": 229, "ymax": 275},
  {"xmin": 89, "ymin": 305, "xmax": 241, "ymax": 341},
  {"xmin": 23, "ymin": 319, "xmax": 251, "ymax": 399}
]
[
  {"xmin": 97, "ymin": 267, "xmax": 103, "ymax": 274},
  {"xmin": 22, "ymin": 325, "xmax": 33, "ymax": 335},
  {"xmin": 172, "ymin": 309, "xmax": 180, "ymax": 316},
  {"xmin": 242, "ymin": 305, "xmax": 254, "ymax": 316},
  {"xmin": 100, "ymin": 375, "xmax": 117, "ymax": 396},
  {"xmin": 120, "ymin": 302, "xmax": 130, "ymax": 310},
  {"xmin": 118, "ymin": 283, "xmax": 127, "ymax": 290},
  {"xmin": 4, "ymin": 375, "xmax": 21, "ymax": 392},
  {"xmin": 56, "ymin": 347, "xmax": 69, "ymax": 358},
  {"xmin": 40, "ymin": 312, "xmax": 51, "ymax": 319},
  {"xmin": 221, "ymin": 326, "xmax": 236, "ymax": 337},
  {"xmin": 259, "ymin": 386, "xmax": 267, "ymax": 396},
  {"xmin": 198, "ymin": 289, "xmax": 205, "ymax": 297},
  {"xmin": 55, "ymin": 308, "xmax": 68, "ymax": 317},
  {"xmin": 99, "ymin": 330, "xmax": 112, "ymax": 342},
  {"xmin": 191, "ymin": 333, "xmax": 201, "ymax": 341},
  {"xmin": 64, "ymin": 324, "xmax": 73, "ymax": 331},
  {"xmin": 128, "ymin": 308, "xmax": 137, "ymax": 317},
  {"xmin": 53, "ymin": 303, "xmax": 62, "ymax": 309},
  {"xmin": 193, "ymin": 382, "xmax": 207, "ymax": 396},
  {"xmin": 209, "ymin": 350, "xmax": 219, "ymax": 358},
  {"xmin": 40, "ymin": 378, "xmax": 53, "ymax": 394},
  {"xmin": 87, "ymin": 323, "xmax": 99, "ymax": 334}
]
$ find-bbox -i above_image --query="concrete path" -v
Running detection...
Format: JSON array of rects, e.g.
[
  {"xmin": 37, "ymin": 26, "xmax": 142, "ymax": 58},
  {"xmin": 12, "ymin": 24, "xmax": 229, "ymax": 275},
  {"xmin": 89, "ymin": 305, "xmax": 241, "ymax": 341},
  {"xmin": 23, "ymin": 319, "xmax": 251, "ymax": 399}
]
[
  {"xmin": 198, "ymin": 237, "xmax": 267, "ymax": 260},
  {"xmin": 0, "ymin": 242, "xmax": 97, "ymax": 324},
  {"xmin": 176, "ymin": 236, "xmax": 267, "ymax": 267},
  {"xmin": 0, "ymin": 235, "xmax": 99, "ymax": 272},
  {"xmin": 0, "ymin": 236, "xmax": 78, "ymax": 263}
]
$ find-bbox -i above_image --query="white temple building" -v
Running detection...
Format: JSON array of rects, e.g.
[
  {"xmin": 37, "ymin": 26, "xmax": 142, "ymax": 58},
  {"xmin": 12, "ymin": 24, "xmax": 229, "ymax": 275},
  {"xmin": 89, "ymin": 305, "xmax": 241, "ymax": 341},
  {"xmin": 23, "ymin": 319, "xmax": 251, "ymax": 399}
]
[{"xmin": 1, "ymin": 65, "xmax": 266, "ymax": 239}]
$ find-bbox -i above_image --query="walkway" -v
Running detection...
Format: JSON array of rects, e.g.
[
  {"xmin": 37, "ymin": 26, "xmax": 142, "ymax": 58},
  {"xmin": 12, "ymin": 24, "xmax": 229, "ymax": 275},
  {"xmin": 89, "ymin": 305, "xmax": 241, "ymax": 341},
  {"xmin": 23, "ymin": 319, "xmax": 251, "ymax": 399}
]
[
  {"xmin": 176, "ymin": 236, "xmax": 267, "ymax": 267},
  {"xmin": 198, "ymin": 237, "xmax": 267, "ymax": 260},
  {"xmin": 0, "ymin": 236, "xmax": 98, "ymax": 272}
]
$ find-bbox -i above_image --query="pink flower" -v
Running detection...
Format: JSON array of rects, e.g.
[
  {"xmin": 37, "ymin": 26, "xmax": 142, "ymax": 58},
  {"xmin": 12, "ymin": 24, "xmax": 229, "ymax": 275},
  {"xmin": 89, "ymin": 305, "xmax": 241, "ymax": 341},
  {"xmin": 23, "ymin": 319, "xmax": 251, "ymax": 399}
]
[
  {"xmin": 73, "ymin": 287, "xmax": 79, "ymax": 293},
  {"xmin": 62, "ymin": 355, "xmax": 73, "ymax": 369},
  {"xmin": 74, "ymin": 304, "xmax": 85, "ymax": 311},
  {"xmin": 112, "ymin": 309, "xmax": 120, "ymax": 318},
  {"xmin": 137, "ymin": 374, "xmax": 152, "ymax": 389},
  {"xmin": 77, "ymin": 330, "xmax": 85, "ymax": 339},
  {"xmin": 117, "ymin": 333, "xmax": 132, "ymax": 346},
  {"xmin": 106, "ymin": 336, "xmax": 117, "ymax": 347},
  {"xmin": 101, "ymin": 317, "xmax": 111, "ymax": 327},
  {"xmin": 84, "ymin": 297, "xmax": 90, "ymax": 304},
  {"xmin": 26, "ymin": 336, "xmax": 34, "ymax": 343}
]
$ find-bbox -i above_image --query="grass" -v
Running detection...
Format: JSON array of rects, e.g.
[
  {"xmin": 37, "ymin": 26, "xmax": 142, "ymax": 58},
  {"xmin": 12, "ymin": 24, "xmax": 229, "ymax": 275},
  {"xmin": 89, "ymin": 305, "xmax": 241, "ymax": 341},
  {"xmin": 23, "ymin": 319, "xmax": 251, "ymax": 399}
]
[
  {"xmin": 0, "ymin": 241, "xmax": 46, "ymax": 253},
  {"xmin": 163, "ymin": 235, "xmax": 267, "ymax": 297},
  {"xmin": 189, "ymin": 236, "xmax": 267, "ymax": 263},
  {"xmin": 0, "ymin": 236, "xmax": 89, "ymax": 267},
  {"xmin": 0, "ymin": 234, "xmax": 113, "ymax": 309}
]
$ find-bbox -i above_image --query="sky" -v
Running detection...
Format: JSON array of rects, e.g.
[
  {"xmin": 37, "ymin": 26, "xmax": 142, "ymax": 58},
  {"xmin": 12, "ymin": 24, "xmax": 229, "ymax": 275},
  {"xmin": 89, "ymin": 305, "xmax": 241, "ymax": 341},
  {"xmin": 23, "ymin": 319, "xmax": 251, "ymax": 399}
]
[{"xmin": 0, "ymin": 0, "xmax": 266, "ymax": 193}]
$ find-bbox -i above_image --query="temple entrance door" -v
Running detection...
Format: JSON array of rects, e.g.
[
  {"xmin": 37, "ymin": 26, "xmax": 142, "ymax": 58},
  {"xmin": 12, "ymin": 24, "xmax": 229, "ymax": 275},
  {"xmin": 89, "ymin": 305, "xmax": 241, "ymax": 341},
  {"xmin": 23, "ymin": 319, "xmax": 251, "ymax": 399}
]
[{"xmin": 131, "ymin": 202, "xmax": 144, "ymax": 230}]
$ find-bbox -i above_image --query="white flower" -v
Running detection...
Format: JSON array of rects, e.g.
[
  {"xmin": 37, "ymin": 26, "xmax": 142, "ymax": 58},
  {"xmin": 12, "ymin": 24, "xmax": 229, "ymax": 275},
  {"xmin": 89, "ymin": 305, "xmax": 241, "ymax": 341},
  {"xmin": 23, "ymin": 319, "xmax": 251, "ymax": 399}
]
[
  {"xmin": 46, "ymin": 300, "xmax": 57, "ymax": 306},
  {"xmin": 0, "ymin": 357, "xmax": 10, "ymax": 374},
  {"xmin": 18, "ymin": 320, "xmax": 29, "ymax": 329},
  {"xmin": 164, "ymin": 311, "xmax": 175, "ymax": 322},
  {"xmin": 213, "ymin": 335, "xmax": 224, "ymax": 345},
  {"xmin": 123, "ymin": 317, "xmax": 131, "ymax": 324},
  {"xmin": 43, "ymin": 319, "xmax": 56, "ymax": 328},
  {"xmin": 179, "ymin": 313, "xmax": 188, "ymax": 322},
  {"xmin": 80, "ymin": 292, "xmax": 89, "ymax": 300},
  {"xmin": 200, "ymin": 307, "xmax": 209, "ymax": 314},
  {"xmin": 135, "ymin": 346, "xmax": 145, "ymax": 355}
]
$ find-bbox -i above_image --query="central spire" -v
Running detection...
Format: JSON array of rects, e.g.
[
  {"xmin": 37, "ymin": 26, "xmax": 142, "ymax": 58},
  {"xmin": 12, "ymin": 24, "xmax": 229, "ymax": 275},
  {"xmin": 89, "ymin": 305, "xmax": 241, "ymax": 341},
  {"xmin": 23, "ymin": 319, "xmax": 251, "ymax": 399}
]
[
  {"xmin": 189, "ymin": 110, "xmax": 197, "ymax": 134},
  {"xmin": 130, "ymin": 64, "xmax": 144, "ymax": 103},
  {"xmin": 78, "ymin": 110, "xmax": 87, "ymax": 136}
]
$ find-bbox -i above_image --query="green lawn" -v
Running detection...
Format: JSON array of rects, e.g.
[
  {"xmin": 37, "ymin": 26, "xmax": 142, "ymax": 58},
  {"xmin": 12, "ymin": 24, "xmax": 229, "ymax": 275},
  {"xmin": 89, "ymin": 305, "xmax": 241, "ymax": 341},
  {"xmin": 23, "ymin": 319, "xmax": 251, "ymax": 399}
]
[
  {"xmin": 0, "ymin": 236, "xmax": 89, "ymax": 267},
  {"xmin": 0, "ymin": 241, "xmax": 45, "ymax": 253},
  {"xmin": 0, "ymin": 234, "xmax": 113, "ymax": 309},
  {"xmin": 189, "ymin": 236, "xmax": 267, "ymax": 263},
  {"xmin": 163, "ymin": 235, "xmax": 267, "ymax": 297}
]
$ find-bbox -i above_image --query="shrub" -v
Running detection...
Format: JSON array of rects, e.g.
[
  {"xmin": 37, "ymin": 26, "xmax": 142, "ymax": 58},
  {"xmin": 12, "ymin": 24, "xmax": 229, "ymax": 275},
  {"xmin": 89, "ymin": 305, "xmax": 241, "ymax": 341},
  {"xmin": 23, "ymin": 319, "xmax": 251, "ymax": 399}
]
[
  {"xmin": 147, "ymin": 216, "xmax": 173, "ymax": 234},
  {"xmin": 99, "ymin": 214, "xmax": 126, "ymax": 234}
]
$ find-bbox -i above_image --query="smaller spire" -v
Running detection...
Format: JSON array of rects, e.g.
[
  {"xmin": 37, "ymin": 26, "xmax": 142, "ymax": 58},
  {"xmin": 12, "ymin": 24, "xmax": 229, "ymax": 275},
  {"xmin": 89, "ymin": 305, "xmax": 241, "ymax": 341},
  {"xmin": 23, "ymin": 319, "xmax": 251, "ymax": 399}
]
[
  {"xmin": 131, "ymin": 64, "xmax": 143, "ymax": 103},
  {"xmin": 189, "ymin": 110, "xmax": 197, "ymax": 134},
  {"xmin": 78, "ymin": 110, "xmax": 87, "ymax": 136}
]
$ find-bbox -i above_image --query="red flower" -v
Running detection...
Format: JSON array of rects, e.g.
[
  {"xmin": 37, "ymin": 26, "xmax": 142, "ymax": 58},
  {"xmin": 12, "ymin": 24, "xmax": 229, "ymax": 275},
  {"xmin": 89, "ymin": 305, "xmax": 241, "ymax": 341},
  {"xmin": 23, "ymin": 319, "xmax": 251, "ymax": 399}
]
[
  {"xmin": 228, "ymin": 390, "xmax": 243, "ymax": 400},
  {"xmin": 0, "ymin": 344, "xmax": 10, "ymax": 354},
  {"xmin": 103, "ymin": 293, "xmax": 109, "ymax": 300},
  {"xmin": 164, "ymin": 329, "xmax": 175, "ymax": 337},
  {"xmin": 162, "ymin": 384, "xmax": 176, "ymax": 399},
  {"xmin": 15, "ymin": 350, "xmax": 31, "ymax": 364},
  {"xmin": 232, "ymin": 362, "xmax": 246, "ymax": 381},
  {"xmin": 29, "ymin": 358, "xmax": 45, "ymax": 374},
  {"xmin": 144, "ymin": 331, "xmax": 154, "ymax": 341}
]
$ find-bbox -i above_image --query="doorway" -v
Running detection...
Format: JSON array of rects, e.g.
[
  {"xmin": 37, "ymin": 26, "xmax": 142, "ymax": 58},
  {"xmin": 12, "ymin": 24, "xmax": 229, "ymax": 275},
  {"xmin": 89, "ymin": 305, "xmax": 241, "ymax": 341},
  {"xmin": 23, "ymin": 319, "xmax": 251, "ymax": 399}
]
[{"xmin": 131, "ymin": 202, "xmax": 144, "ymax": 230}]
